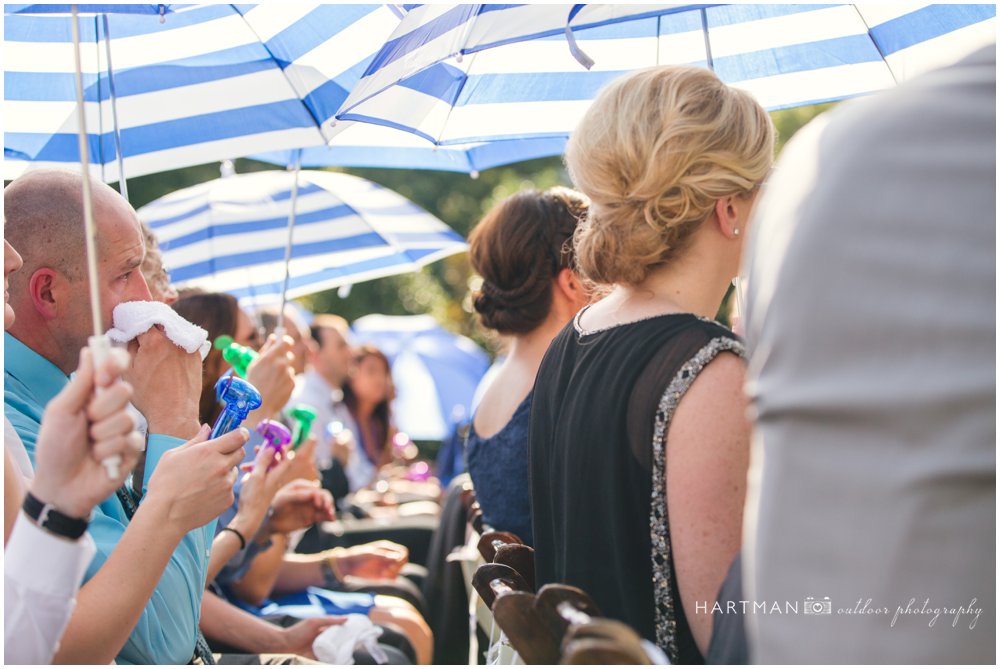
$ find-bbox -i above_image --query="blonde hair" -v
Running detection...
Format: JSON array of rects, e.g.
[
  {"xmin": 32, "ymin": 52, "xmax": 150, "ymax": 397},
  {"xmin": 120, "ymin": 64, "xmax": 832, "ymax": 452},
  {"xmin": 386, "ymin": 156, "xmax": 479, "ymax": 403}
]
[{"xmin": 566, "ymin": 66, "xmax": 774, "ymax": 285}]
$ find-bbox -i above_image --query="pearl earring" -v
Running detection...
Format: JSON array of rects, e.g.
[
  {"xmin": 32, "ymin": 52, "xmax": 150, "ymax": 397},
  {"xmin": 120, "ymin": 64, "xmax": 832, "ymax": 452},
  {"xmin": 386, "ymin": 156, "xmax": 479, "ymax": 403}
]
[{"xmin": 734, "ymin": 228, "xmax": 741, "ymax": 237}]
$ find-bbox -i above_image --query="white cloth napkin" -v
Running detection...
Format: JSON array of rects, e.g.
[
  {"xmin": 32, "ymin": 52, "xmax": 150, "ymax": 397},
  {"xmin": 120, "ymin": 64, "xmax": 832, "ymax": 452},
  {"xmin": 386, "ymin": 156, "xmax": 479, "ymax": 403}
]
[
  {"xmin": 105, "ymin": 301, "xmax": 211, "ymax": 360},
  {"xmin": 312, "ymin": 614, "xmax": 387, "ymax": 665}
]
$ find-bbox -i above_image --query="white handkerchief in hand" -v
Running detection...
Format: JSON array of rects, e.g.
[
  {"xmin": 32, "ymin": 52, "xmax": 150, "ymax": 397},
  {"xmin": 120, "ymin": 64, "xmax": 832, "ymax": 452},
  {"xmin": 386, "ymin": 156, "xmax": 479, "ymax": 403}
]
[
  {"xmin": 106, "ymin": 300, "xmax": 211, "ymax": 359},
  {"xmin": 312, "ymin": 614, "xmax": 388, "ymax": 665}
]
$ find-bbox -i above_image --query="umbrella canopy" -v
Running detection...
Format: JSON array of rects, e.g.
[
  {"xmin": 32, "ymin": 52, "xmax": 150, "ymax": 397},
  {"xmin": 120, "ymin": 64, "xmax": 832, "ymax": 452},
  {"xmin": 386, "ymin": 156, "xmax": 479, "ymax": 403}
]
[
  {"xmin": 335, "ymin": 3, "xmax": 997, "ymax": 146},
  {"xmin": 4, "ymin": 4, "xmax": 402, "ymax": 181},
  {"xmin": 351, "ymin": 314, "xmax": 491, "ymax": 441},
  {"xmin": 250, "ymin": 122, "xmax": 567, "ymax": 175},
  {"xmin": 138, "ymin": 170, "xmax": 467, "ymax": 305}
]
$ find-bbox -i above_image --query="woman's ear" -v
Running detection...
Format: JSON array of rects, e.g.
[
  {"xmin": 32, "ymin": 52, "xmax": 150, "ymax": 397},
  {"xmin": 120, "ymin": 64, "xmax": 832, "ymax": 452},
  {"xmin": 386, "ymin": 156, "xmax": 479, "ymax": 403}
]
[
  {"xmin": 714, "ymin": 196, "xmax": 741, "ymax": 240},
  {"xmin": 555, "ymin": 268, "xmax": 588, "ymax": 309}
]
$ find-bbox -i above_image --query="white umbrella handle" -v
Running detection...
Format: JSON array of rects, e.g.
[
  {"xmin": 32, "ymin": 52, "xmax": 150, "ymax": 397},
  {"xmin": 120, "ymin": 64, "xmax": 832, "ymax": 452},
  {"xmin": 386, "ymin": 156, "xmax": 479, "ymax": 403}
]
[
  {"xmin": 88, "ymin": 335, "xmax": 122, "ymax": 480},
  {"xmin": 73, "ymin": 7, "xmax": 118, "ymax": 481}
]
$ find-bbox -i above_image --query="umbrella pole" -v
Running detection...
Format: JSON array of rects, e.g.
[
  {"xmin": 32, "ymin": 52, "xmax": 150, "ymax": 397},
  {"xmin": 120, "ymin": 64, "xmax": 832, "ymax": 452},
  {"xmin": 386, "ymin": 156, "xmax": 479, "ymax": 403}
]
[
  {"xmin": 275, "ymin": 148, "xmax": 303, "ymax": 341},
  {"xmin": 102, "ymin": 13, "xmax": 128, "ymax": 201},
  {"xmin": 732, "ymin": 276, "xmax": 746, "ymax": 326},
  {"xmin": 73, "ymin": 5, "xmax": 120, "ymax": 479}
]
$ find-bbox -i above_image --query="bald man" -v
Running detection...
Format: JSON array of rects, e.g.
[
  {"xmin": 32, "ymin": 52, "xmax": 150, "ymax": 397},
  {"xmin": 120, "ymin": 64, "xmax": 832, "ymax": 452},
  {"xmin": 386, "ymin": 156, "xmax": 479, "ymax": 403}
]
[{"xmin": 4, "ymin": 169, "xmax": 249, "ymax": 664}]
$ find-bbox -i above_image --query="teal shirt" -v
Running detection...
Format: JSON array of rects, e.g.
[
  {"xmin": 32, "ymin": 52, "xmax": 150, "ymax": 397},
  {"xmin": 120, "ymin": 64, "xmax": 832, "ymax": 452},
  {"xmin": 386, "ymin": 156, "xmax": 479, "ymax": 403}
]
[{"xmin": 4, "ymin": 332, "xmax": 213, "ymax": 665}]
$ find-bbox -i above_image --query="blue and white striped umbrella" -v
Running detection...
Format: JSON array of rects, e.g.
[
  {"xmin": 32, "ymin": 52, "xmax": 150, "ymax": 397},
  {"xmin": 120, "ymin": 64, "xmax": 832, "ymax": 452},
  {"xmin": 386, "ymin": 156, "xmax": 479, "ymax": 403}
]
[
  {"xmin": 250, "ymin": 124, "xmax": 567, "ymax": 175},
  {"xmin": 138, "ymin": 170, "xmax": 467, "ymax": 306},
  {"xmin": 335, "ymin": 3, "xmax": 997, "ymax": 146},
  {"xmin": 4, "ymin": 4, "xmax": 402, "ymax": 182}
]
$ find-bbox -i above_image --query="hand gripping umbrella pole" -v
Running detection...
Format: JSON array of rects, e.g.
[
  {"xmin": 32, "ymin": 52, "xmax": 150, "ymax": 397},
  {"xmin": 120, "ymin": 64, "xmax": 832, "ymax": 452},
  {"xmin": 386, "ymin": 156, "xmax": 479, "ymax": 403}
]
[{"xmin": 72, "ymin": 6, "xmax": 120, "ymax": 480}]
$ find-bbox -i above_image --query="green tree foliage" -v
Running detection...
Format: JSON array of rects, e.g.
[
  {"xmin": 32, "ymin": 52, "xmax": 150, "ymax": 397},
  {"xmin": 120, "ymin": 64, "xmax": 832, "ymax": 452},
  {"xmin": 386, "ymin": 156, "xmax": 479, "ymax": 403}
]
[{"xmin": 124, "ymin": 104, "xmax": 834, "ymax": 357}]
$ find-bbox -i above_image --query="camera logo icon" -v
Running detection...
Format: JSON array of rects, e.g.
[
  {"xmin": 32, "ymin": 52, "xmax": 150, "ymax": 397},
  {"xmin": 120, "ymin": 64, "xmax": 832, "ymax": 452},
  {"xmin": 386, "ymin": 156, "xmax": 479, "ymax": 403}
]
[{"xmin": 803, "ymin": 596, "xmax": 832, "ymax": 615}]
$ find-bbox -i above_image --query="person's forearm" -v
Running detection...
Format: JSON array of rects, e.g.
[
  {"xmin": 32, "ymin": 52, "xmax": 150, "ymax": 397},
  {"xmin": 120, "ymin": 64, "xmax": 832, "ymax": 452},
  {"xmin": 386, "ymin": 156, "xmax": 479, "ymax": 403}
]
[
  {"xmin": 51, "ymin": 500, "xmax": 188, "ymax": 664},
  {"xmin": 206, "ymin": 532, "xmax": 243, "ymax": 586},
  {"xmin": 246, "ymin": 405, "xmax": 280, "ymax": 429},
  {"xmin": 206, "ymin": 512, "xmax": 267, "ymax": 585},
  {"xmin": 230, "ymin": 534, "xmax": 287, "ymax": 605},
  {"xmin": 142, "ymin": 434, "xmax": 187, "ymax": 494},
  {"xmin": 200, "ymin": 590, "xmax": 285, "ymax": 653},
  {"xmin": 272, "ymin": 552, "xmax": 331, "ymax": 594}
]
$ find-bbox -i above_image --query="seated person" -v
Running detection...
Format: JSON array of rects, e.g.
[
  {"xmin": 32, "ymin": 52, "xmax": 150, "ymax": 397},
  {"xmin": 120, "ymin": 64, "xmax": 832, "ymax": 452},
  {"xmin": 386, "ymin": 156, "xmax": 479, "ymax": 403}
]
[
  {"xmin": 3, "ymin": 239, "xmax": 144, "ymax": 663},
  {"xmin": 172, "ymin": 292, "xmax": 434, "ymax": 663},
  {"xmin": 135, "ymin": 237, "xmax": 400, "ymax": 664},
  {"xmin": 340, "ymin": 346, "xmax": 441, "ymax": 515},
  {"xmin": 4, "ymin": 170, "xmax": 249, "ymax": 664},
  {"xmin": 464, "ymin": 187, "xmax": 591, "ymax": 545}
]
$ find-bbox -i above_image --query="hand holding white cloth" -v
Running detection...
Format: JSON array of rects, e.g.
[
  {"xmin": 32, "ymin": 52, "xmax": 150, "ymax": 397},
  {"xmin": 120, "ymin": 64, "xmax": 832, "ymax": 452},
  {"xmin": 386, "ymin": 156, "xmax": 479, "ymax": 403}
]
[
  {"xmin": 312, "ymin": 614, "xmax": 387, "ymax": 665},
  {"xmin": 106, "ymin": 301, "xmax": 210, "ymax": 360}
]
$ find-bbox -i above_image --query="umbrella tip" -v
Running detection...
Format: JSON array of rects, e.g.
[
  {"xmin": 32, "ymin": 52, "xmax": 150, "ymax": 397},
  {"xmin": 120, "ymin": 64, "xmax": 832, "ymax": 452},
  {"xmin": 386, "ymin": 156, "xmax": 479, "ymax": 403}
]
[{"xmin": 220, "ymin": 159, "xmax": 236, "ymax": 178}]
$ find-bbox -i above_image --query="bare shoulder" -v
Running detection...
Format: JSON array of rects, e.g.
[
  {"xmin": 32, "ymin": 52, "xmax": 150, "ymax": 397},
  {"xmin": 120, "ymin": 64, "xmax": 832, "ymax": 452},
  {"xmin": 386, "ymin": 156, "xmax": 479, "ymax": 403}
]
[
  {"xmin": 473, "ymin": 364, "xmax": 534, "ymax": 439},
  {"xmin": 679, "ymin": 347, "xmax": 746, "ymax": 412},
  {"xmin": 667, "ymin": 347, "xmax": 749, "ymax": 461}
]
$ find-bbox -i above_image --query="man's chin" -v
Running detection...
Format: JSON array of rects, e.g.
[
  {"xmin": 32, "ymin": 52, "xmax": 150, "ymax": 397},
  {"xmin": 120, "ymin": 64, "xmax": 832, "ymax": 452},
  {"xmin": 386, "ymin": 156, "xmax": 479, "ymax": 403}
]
[{"xmin": 4, "ymin": 304, "xmax": 14, "ymax": 331}]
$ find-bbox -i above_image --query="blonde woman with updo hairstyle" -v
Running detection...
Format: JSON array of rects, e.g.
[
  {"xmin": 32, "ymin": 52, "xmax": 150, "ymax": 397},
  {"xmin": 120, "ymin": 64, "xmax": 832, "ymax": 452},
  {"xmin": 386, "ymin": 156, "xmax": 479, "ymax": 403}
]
[
  {"xmin": 527, "ymin": 66, "xmax": 773, "ymax": 663},
  {"xmin": 465, "ymin": 187, "xmax": 591, "ymax": 547}
]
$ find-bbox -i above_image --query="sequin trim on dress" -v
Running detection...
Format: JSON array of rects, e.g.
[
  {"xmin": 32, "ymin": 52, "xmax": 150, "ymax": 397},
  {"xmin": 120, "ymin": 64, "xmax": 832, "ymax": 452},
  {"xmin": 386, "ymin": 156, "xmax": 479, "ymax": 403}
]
[{"xmin": 649, "ymin": 336, "xmax": 746, "ymax": 661}]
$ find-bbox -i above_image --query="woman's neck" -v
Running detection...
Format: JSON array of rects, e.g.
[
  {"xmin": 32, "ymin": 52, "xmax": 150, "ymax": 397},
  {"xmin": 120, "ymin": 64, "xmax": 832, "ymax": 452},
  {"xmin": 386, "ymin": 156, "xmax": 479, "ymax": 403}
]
[
  {"xmin": 628, "ymin": 267, "xmax": 729, "ymax": 319},
  {"xmin": 507, "ymin": 313, "xmax": 567, "ymax": 368},
  {"xmin": 580, "ymin": 252, "xmax": 733, "ymax": 336}
]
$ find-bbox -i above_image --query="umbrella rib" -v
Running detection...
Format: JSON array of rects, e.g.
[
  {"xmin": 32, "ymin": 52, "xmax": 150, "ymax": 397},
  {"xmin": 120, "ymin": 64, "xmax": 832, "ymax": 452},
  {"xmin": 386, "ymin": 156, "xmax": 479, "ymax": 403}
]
[
  {"xmin": 92, "ymin": 14, "xmax": 105, "ymax": 182},
  {"xmin": 699, "ymin": 8, "xmax": 714, "ymax": 70},
  {"xmin": 434, "ymin": 49, "xmax": 479, "ymax": 147},
  {"xmin": 230, "ymin": 4, "xmax": 329, "ymax": 144},
  {"xmin": 851, "ymin": 5, "xmax": 898, "ymax": 85},
  {"xmin": 101, "ymin": 13, "xmax": 128, "ymax": 200}
]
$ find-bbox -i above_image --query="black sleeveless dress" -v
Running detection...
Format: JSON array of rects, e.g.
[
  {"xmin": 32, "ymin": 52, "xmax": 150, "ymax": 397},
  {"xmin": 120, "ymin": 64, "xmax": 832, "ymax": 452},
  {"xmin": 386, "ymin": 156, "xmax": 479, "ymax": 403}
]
[{"xmin": 528, "ymin": 309, "xmax": 744, "ymax": 664}]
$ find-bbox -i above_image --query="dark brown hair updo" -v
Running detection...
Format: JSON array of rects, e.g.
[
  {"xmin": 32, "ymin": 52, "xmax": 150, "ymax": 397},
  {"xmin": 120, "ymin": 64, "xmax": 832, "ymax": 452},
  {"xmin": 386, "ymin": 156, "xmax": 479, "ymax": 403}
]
[{"xmin": 468, "ymin": 187, "xmax": 589, "ymax": 335}]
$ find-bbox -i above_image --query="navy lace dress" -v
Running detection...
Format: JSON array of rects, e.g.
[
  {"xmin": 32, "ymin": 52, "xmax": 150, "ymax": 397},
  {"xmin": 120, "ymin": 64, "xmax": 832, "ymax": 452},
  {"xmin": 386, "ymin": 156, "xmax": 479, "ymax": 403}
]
[{"xmin": 465, "ymin": 392, "xmax": 534, "ymax": 546}]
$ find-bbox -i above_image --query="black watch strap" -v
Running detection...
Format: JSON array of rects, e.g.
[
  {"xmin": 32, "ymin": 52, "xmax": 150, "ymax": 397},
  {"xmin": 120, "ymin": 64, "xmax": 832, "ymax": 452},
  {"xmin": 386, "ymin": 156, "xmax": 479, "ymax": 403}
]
[{"xmin": 22, "ymin": 492, "xmax": 89, "ymax": 540}]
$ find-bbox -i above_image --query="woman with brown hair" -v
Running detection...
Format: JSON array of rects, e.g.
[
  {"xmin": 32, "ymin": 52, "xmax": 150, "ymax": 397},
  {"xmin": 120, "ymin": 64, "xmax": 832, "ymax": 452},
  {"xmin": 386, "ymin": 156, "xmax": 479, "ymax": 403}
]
[
  {"xmin": 171, "ymin": 292, "xmax": 292, "ymax": 429},
  {"xmin": 528, "ymin": 65, "xmax": 774, "ymax": 662},
  {"xmin": 465, "ymin": 187, "xmax": 591, "ymax": 546},
  {"xmin": 341, "ymin": 345, "xmax": 397, "ymax": 490}
]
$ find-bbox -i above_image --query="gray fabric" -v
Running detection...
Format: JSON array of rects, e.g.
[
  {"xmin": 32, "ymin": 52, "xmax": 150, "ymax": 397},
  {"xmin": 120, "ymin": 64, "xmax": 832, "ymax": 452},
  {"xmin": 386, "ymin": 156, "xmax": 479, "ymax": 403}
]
[{"xmin": 743, "ymin": 45, "xmax": 996, "ymax": 664}]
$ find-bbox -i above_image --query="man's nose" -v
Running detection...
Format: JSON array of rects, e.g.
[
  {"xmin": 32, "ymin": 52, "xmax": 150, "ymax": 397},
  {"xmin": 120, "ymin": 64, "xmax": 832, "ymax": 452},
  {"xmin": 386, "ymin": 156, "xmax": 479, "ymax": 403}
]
[{"xmin": 129, "ymin": 271, "xmax": 153, "ymax": 302}]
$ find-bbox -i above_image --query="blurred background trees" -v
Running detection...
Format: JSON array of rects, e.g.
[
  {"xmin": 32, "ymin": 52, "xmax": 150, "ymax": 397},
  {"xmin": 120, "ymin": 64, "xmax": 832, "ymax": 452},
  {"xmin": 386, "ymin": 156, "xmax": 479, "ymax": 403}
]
[{"xmin": 125, "ymin": 103, "xmax": 835, "ymax": 357}]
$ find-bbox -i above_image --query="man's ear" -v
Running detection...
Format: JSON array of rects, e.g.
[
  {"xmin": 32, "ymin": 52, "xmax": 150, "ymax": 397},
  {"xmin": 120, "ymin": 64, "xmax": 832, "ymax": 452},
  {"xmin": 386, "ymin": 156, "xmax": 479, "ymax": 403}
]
[{"xmin": 27, "ymin": 268, "xmax": 61, "ymax": 320}]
